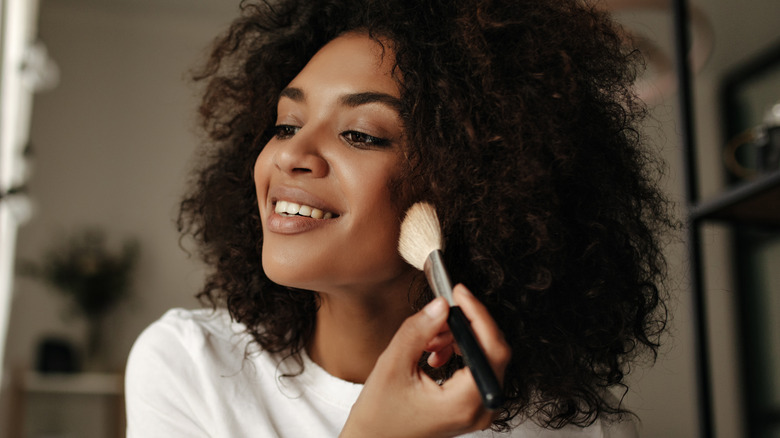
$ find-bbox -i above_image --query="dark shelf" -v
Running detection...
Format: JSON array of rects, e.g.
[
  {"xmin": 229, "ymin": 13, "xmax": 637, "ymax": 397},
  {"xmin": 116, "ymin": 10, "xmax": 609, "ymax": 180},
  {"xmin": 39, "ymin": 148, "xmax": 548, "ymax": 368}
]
[{"xmin": 690, "ymin": 170, "xmax": 780, "ymax": 226}]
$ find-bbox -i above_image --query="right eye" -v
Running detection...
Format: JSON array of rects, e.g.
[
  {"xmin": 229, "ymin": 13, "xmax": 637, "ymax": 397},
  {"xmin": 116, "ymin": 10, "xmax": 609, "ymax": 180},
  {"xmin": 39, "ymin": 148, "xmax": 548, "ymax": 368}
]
[{"xmin": 273, "ymin": 124, "xmax": 300, "ymax": 139}]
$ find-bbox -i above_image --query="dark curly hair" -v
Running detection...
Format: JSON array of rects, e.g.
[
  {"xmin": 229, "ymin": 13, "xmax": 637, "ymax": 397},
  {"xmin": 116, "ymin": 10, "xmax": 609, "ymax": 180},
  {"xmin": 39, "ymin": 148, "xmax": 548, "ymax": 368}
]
[{"xmin": 178, "ymin": 0, "xmax": 674, "ymax": 431}]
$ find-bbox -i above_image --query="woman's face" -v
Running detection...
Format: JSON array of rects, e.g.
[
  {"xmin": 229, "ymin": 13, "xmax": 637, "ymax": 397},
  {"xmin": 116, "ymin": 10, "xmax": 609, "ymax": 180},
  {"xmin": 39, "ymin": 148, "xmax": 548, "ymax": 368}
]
[{"xmin": 254, "ymin": 32, "xmax": 415, "ymax": 296}]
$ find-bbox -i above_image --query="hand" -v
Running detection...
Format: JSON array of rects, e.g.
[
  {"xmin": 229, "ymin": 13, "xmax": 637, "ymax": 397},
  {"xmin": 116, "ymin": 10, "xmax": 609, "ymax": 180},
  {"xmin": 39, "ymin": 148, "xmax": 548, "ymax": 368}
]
[{"xmin": 340, "ymin": 284, "xmax": 511, "ymax": 438}]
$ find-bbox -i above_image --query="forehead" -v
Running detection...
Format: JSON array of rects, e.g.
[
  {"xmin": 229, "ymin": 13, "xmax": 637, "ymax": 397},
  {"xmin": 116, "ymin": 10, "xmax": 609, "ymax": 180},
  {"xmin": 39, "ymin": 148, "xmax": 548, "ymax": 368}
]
[{"xmin": 288, "ymin": 32, "xmax": 400, "ymax": 97}]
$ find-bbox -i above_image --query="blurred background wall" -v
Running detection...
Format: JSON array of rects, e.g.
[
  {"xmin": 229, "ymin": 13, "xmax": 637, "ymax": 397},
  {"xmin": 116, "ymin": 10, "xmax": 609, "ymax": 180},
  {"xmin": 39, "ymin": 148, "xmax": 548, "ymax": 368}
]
[{"xmin": 0, "ymin": 0, "xmax": 778, "ymax": 436}]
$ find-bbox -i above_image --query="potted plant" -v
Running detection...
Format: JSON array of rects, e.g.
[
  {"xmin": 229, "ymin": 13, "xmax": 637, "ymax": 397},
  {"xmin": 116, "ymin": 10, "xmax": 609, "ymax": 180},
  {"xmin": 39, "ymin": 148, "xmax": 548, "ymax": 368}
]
[{"xmin": 21, "ymin": 228, "xmax": 139, "ymax": 369}]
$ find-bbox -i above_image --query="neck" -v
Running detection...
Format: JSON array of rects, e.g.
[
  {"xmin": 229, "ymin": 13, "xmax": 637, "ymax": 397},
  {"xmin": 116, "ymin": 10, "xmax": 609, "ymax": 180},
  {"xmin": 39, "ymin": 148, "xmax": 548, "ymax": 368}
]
[{"xmin": 307, "ymin": 287, "xmax": 416, "ymax": 384}]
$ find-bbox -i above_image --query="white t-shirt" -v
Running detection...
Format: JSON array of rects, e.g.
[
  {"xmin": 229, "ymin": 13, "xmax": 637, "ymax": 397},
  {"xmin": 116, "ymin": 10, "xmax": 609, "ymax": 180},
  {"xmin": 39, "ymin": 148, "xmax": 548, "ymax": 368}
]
[{"xmin": 125, "ymin": 308, "xmax": 638, "ymax": 437}]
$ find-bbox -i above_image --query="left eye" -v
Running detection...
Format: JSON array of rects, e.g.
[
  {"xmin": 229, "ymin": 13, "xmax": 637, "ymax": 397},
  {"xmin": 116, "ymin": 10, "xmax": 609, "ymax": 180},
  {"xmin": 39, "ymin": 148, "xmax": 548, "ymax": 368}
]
[
  {"xmin": 273, "ymin": 125, "xmax": 300, "ymax": 139},
  {"xmin": 341, "ymin": 131, "xmax": 390, "ymax": 148}
]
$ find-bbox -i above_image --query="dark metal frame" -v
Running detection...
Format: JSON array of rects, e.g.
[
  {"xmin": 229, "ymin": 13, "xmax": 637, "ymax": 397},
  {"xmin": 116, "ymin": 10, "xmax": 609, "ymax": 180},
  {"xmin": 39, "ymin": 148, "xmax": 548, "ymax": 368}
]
[
  {"xmin": 671, "ymin": 0, "xmax": 714, "ymax": 436},
  {"xmin": 721, "ymin": 39, "xmax": 780, "ymax": 438},
  {"xmin": 676, "ymin": 0, "xmax": 780, "ymax": 432}
]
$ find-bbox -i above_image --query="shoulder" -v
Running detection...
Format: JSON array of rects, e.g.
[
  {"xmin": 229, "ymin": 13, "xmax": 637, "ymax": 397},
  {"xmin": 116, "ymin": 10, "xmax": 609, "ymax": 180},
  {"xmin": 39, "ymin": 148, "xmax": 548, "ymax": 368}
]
[
  {"xmin": 135, "ymin": 307, "xmax": 244, "ymax": 344},
  {"xmin": 523, "ymin": 414, "xmax": 639, "ymax": 438},
  {"xmin": 124, "ymin": 308, "xmax": 256, "ymax": 436},
  {"xmin": 125, "ymin": 307, "xmax": 254, "ymax": 397},
  {"xmin": 466, "ymin": 415, "xmax": 638, "ymax": 438},
  {"xmin": 127, "ymin": 307, "xmax": 252, "ymax": 376}
]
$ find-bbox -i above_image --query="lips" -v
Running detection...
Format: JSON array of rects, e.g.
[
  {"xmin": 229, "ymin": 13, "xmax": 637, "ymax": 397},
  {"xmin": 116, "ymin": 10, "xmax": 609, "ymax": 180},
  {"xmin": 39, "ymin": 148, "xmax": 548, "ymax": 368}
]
[
  {"xmin": 264, "ymin": 186, "xmax": 341, "ymax": 234},
  {"xmin": 274, "ymin": 200, "xmax": 336, "ymax": 219}
]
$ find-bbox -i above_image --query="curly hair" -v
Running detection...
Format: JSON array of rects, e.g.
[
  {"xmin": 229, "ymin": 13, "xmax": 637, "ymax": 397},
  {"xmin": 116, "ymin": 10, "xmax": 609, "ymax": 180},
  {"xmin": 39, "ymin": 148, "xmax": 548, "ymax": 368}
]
[{"xmin": 178, "ymin": 0, "xmax": 674, "ymax": 430}]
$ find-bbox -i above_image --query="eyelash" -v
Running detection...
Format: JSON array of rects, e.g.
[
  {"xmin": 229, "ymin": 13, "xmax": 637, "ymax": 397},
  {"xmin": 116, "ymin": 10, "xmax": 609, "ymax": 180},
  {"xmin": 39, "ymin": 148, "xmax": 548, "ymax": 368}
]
[
  {"xmin": 342, "ymin": 131, "xmax": 391, "ymax": 148},
  {"xmin": 273, "ymin": 125, "xmax": 299, "ymax": 140},
  {"xmin": 272, "ymin": 125, "xmax": 391, "ymax": 149}
]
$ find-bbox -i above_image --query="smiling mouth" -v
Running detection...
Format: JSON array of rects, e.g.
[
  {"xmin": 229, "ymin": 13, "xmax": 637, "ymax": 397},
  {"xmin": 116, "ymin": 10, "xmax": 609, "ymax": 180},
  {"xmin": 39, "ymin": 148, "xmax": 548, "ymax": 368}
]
[{"xmin": 274, "ymin": 200, "xmax": 338, "ymax": 219}]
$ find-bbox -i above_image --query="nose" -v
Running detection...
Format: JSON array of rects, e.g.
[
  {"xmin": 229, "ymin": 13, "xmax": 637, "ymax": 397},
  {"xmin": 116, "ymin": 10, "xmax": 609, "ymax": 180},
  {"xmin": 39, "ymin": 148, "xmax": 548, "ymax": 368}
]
[{"xmin": 272, "ymin": 128, "xmax": 329, "ymax": 178}]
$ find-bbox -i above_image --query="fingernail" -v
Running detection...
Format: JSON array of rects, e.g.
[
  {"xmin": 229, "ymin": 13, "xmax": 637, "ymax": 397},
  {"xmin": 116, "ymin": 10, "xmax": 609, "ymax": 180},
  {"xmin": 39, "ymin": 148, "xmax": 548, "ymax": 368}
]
[{"xmin": 424, "ymin": 298, "xmax": 447, "ymax": 318}]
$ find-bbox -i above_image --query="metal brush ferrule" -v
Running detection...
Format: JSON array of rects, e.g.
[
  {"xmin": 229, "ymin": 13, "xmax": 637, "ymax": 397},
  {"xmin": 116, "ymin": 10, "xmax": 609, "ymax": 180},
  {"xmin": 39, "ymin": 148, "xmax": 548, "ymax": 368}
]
[{"xmin": 423, "ymin": 250, "xmax": 455, "ymax": 306}]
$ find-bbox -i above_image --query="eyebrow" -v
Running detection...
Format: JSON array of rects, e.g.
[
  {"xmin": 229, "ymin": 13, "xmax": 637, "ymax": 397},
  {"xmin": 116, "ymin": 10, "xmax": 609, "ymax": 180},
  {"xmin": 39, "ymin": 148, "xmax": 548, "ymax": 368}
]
[
  {"xmin": 279, "ymin": 87, "xmax": 305, "ymax": 102},
  {"xmin": 279, "ymin": 87, "xmax": 402, "ymax": 113}
]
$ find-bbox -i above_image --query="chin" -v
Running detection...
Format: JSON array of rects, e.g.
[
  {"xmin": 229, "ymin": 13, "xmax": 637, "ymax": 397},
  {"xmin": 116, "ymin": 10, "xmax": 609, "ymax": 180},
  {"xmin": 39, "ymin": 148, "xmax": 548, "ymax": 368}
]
[
  {"xmin": 261, "ymin": 257, "xmax": 327, "ymax": 293},
  {"xmin": 262, "ymin": 262, "xmax": 304, "ymax": 289}
]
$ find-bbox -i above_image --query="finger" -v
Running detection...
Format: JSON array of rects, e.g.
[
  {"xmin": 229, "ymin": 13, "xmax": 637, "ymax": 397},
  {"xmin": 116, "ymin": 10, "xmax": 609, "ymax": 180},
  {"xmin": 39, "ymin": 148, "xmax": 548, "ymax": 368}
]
[
  {"xmin": 380, "ymin": 297, "xmax": 450, "ymax": 371},
  {"xmin": 424, "ymin": 329, "xmax": 454, "ymax": 352},
  {"xmin": 427, "ymin": 345, "xmax": 455, "ymax": 368},
  {"xmin": 440, "ymin": 367, "xmax": 500, "ymax": 429},
  {"xmin": 452, "ymin": 284, "xmax": 511, "ymax": 380}
]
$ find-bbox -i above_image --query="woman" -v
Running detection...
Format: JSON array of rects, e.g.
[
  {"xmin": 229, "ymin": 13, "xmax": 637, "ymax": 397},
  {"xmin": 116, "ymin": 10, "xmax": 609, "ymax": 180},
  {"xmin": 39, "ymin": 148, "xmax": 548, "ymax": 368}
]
[{"xmin": 125, "ymin": 0, "xmax": 673, "ymax": 436}]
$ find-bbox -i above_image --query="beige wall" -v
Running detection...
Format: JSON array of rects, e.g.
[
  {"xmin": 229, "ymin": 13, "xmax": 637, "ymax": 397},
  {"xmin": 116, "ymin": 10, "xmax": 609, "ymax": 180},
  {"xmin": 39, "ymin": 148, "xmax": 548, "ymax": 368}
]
[
  {"xmin": 0, "ymin": 3, "xmax": 234, "ymax": 435},
  {"xmin": 2, "ymin": 0, "xmax": 779, "ymax": 437},
  {"xmin": 4, "ymin": 0, "xmax": 235, "ymax": 372}
]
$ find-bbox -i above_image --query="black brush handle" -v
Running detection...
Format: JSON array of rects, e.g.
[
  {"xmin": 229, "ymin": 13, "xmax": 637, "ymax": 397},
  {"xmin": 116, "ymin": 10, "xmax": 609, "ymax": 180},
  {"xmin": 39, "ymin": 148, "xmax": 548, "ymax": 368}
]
[
  {"xmin": 423, "ymin": 251, "xmax": 504, "ymax": 410},
  {"xmin": 447, "ymin": 306, "xmax": 505, "ymax": 410}
]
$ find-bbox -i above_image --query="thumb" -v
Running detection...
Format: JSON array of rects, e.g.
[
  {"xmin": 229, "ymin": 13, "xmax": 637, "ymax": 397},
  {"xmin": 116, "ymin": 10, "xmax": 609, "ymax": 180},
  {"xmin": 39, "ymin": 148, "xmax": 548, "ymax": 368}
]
[{"xmin": 383, "ymin": 297, "xmax": 449, "ymax": 368}]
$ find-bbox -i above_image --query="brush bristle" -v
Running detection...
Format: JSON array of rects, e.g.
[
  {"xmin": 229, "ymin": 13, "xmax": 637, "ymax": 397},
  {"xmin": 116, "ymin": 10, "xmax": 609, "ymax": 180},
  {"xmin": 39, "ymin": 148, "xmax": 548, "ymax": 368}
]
[{"xmin": 398, "ymin": 202, "xmax": 443, "ymax": 270}]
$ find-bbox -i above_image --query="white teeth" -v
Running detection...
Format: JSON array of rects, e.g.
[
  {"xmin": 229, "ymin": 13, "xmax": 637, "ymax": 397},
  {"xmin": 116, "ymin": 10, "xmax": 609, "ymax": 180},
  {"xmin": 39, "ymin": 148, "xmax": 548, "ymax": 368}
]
[
  {"xmin": 285, "ymin": 202, "xmax": 300, "ymax": 215},
  {"xmin": 274, "ymin": 200, "xmax": 333, "ymax": 219}
]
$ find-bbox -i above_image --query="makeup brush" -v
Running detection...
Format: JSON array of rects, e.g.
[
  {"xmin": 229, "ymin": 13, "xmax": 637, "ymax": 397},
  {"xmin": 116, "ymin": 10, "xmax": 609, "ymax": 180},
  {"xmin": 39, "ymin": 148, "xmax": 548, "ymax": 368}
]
[{"xmin": 398, "ymin": 202, "xmax": 504, "ymax": 410}]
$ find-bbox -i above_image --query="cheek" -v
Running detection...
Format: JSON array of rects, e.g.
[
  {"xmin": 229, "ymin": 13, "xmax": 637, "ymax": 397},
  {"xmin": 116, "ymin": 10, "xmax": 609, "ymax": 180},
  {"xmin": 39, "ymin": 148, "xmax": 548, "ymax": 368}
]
[
  {"xmin": 349, "ymin": 170, "xmax": 406, "ymax": 260},
  {"xmin": 254, "ymin": 147, "xmax": 272, "ymax": 184},
  {"xmin": 254, "ymin": 146, "xmax": 275, "ymax": 208}
]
